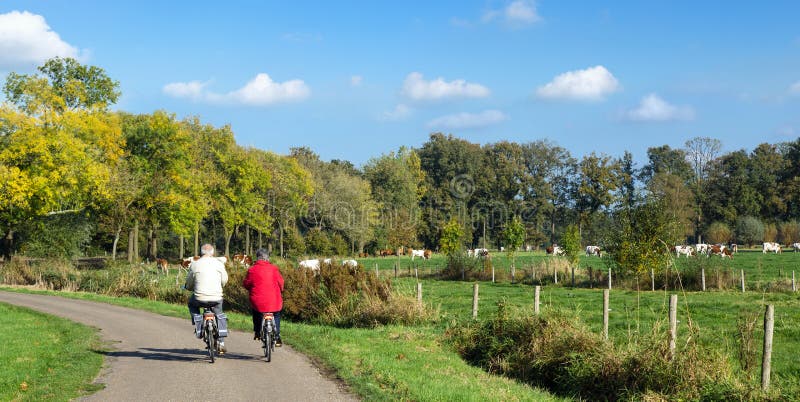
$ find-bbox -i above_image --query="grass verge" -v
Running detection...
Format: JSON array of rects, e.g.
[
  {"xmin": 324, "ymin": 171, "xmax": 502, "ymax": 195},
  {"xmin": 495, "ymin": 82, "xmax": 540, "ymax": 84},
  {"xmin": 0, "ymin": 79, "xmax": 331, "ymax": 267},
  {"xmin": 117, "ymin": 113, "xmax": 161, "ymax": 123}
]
[
  {"xmin": 0, "ymin": 302, "xmax": 104, "ymax": 401},
  {"xmin": 0, "ymin": 286, "xmax": 562, "ymax": 401}
]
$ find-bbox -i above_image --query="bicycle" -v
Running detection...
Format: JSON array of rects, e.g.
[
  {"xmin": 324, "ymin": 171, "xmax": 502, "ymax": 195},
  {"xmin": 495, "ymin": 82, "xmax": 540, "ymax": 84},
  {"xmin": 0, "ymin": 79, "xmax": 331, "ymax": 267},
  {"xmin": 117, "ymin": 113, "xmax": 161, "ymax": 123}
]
[
  {"xmin": 201, "ymin": 308, "xmax": 220, "ymax": 363},
  {"xmin": 260, "ymin": 312, "xmax": 277, "ymax": 362}
]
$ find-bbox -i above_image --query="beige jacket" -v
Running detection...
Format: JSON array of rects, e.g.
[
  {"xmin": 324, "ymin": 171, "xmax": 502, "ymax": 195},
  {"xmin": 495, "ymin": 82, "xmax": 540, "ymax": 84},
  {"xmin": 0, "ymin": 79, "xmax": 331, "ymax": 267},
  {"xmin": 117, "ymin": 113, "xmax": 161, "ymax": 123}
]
[{"xmin": 184, "ymin": 256, "xmax": 228, "ymax": 302}]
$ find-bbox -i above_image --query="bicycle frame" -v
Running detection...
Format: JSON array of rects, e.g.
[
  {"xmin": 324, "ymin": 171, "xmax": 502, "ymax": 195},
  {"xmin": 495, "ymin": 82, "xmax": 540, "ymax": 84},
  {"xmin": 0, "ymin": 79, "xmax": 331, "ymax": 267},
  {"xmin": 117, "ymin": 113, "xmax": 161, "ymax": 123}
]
[
  {"xmin": 261, "ymin": 313, "xmax": 276, "ymax": 362},
  {"xmin": 203, "ymin": 308, "xmax": 219, "ymax": 363}
]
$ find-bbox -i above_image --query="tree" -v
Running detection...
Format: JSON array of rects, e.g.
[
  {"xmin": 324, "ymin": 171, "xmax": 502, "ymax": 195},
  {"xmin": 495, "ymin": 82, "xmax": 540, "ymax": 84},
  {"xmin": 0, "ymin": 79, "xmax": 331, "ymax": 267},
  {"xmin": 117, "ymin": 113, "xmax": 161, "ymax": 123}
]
[
  {"xmin": 639, "ymin": 145, "xmax": 692, "ymax": 183},
  {"xmin": 779, "ymin": 221, "xmax": 800, "ymax": 245},
  {"xmin": 0, "ymin": 58, "xmax": 123, "ymax": 259},
  {"xmin": 502, "ymin": 215, "xmax": 526, "ymax": 269},
  {"xmin": 439, "ymin": 218, "xmax": 465, "ymax": 257},
  {"xmin": 735, "ymin": 216, "xmax": 764, "ymax": 246},
  {"xmin": 575, "ymin": 152, "xmax": 621, "ymax": 237},
  {"xmin": 521, "ymin": 140, "xmax": 575, "ymax": 245},
  {"xmin": 606, "ymin": 198, "xmax": 680, "ymax": 277},
  {"xmin": 561, "ymin": 224, "xmax": 581, "ymax": 268},
  {"xmin": 684, "ymin": 137, "xmax": 722, "ymax": 242}
]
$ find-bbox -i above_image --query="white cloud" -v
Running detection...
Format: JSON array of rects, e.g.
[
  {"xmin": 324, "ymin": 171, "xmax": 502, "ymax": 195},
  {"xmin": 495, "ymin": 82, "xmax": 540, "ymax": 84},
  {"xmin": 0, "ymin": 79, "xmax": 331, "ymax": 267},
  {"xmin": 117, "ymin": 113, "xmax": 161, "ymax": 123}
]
[
  {"xmin": 163, "ymin": 73, "xmax": 310, "ymax": 106},
  {"xmin": 778, "ymin": 125, "xmax": 796, "ymax": 137},
  {"xmin": 380, "ymin": 104, "xmax": 412, "ymax": 121},
  {"xmin": 427, "ymin": 110, "xmax": 508, "ymax": 129},
  {"xmin": 483, "ymin": 1, "xmax": 541, "ymax": 26},
  {"xmin": 623, "ymin": 94, "xmax": 695, "ymax": 122},
  {"xmin": 402, "ymin": 72, "xmax": 490, "ymax": 101},
  {"xmin": 536, "ymin": 65, "xmax": 620, "ymax": 101},
  {"xmin": 790, "ymin": 81, "xmax": 800, "ymax": 95},
  {"xmin": 0, "ymin": 10, "xmax": 83, "ymax": 70},
  {"xmin": 162, "ymin": 80, "xmax": 208, "ymax": 100},
  {"xmin": 350, "ymin": 75, "xmax": 363, "ymax": 87}
]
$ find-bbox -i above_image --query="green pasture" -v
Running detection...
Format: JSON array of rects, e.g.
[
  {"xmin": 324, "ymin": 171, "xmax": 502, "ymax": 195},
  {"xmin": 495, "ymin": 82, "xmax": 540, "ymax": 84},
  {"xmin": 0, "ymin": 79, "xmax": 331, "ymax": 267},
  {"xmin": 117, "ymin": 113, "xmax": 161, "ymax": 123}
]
[{"xmin": 0, "ymin": 302, "xmax": 104, "ymax": 401}]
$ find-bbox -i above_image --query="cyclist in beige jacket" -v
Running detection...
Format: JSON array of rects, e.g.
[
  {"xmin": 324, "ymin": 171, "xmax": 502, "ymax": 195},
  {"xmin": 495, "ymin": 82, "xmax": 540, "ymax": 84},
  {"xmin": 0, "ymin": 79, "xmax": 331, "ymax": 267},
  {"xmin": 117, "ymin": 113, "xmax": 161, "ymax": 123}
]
[{"xmin": 185, "ymin": 244, "xmax": 229, "ymax": 353}]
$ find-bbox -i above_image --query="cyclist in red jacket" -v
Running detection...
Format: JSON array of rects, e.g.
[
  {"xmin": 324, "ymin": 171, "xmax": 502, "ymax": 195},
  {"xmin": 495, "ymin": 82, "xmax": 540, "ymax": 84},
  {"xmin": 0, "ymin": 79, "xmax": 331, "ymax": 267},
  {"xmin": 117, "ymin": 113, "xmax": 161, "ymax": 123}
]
[{"xmin": 242, "ymin": 248, "xmax": 285, "ymax": 346}]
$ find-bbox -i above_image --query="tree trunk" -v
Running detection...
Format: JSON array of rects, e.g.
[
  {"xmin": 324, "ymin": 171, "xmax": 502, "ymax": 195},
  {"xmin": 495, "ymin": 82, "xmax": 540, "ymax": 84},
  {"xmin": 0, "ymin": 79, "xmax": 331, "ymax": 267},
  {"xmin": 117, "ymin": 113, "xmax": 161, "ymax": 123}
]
[
  {"xmin": 258, "ymin": 230, "xmax": 263, "ymax": 249},
  {"xmin": 194, "ymin": 225, "xmax": 199, "ymax": 256},
  {"xmin": 133, "ymin": 220, "xmax": 139, "ymax": 263},
  {"xmin": 1, "ymin": 229, "xmax": 14, "ymax": 261},
  {"xmin": 245, "ymin": 225, "xmax": 251, "ymax": 256},
  {"xmin": 127, "ymin": 228, "xmax": 134, "ymax": 262},
  {"xmin": 224, "ymin": 226, "xmax": 234, "ymax": 257},
  {"xmin": 179, "ymin": 235, "xmax": 185, "ymax": 259},
  {"xmin": 112, "ymin": 226, "xmax": 122, "ymax": 260},
  {"xmin": 279, "ymin": 222, "xmax": 284, "ymax": 258}
]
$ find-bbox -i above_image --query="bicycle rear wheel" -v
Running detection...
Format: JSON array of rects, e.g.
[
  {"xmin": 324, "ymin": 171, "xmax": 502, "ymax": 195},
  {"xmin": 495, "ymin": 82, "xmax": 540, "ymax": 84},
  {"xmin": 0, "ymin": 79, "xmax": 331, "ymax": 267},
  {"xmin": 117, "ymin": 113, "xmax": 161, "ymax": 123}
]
[
  {"xmin": 205, "ymin": 321, "xmax": 216, "ymax": 363},
  {"xmin": 262, "ymin": 320, "xmax": 272, "ymax": 362}
]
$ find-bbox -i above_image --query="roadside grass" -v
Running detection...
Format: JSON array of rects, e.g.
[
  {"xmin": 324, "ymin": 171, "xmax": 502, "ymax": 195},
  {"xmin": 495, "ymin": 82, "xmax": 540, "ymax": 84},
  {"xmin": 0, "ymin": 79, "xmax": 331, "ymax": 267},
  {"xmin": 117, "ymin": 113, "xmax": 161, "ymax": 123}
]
[
  {"xmin": 392, "ymin": 278, "xmax": 800, "ymax": 398},
  {"xmin": 0, "ymin": 287, "xmax": 562, "ymax": 401},
  {"xmin": 0, "ymin": 302, "xmax": 104, "ymax": 401}
]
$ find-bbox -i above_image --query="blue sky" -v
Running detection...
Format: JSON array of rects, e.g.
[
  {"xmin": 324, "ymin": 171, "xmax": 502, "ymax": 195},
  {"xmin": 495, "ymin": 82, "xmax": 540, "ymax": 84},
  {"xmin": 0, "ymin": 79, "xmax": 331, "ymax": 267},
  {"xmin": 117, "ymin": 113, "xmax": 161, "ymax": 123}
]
[{"xmin": 1, "ymin": 1, "xmax": 799, "ymax": 166}]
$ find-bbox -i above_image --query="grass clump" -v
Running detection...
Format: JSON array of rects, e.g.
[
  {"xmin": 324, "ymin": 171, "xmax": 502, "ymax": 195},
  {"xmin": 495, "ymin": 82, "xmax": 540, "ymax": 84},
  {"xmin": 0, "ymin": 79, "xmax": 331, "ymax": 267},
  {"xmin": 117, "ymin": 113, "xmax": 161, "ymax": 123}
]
[{"xmin": 446, "ymin": 301, "xmax": 769, "ymax": 401}]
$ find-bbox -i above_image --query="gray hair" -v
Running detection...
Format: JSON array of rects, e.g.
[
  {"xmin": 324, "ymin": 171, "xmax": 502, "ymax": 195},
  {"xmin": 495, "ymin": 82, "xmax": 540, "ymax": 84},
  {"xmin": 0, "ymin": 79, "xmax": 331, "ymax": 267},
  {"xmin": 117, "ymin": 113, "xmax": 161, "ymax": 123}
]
[
  {"xmin": 255, "ymin": 248, "xmax": 269, "ymax": 261},
  {"xmin": 200, "ymin": 244, "xmax": 215, "ymax": 256}
]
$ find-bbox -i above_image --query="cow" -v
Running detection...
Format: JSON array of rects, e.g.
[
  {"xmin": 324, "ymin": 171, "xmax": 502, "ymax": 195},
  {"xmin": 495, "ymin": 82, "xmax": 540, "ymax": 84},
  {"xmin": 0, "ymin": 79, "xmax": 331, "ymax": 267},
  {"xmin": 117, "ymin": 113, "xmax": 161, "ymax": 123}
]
[
  {"xmin": 410, "ymin": 249, "xmax": 426, "ymax": 260},
  {"xmin": 423, "ymin": 249, "xmax": 432, "ymax": 259},
  {"xmin": 298, "ymin": 259, "xmax": 321, "ymax": 273},
  {"xmin": 585, "ymin": 246, "xmax": 601, "ymax": 257},
  {"xmin": 181, "ymin": 256, "xmax": 200, "ymax": 270},
  {"xmin": 721, "ymin": 248, "xmax": 733, "ymax": 259},
  {"xmin": 791, "ymin": 243, "xmax": 800, "ymax": 252},
  {"xmin": 709, "ymin": 244, "xmax": 727, "ymax": 257},
  {"xmin": 500, "ymin": 246, "xmax": 505, "ymax": 252},
  {"xmin": 546, "ymin": 245, "xmax": 564, "ymax": 256},
  {"xmin": 695, "ymin": 243, "xmax": 710, "ymax": 255},
  {"xmin": 730, "ymin": 243, "xmax": 738, "ymax": 254},
  {"xmin": 675, "ymin": 245, "xmax": 694, "ymax": 257},
  {"xmin": 232, "ymin": 254, "xmax": 253, "ymax": 267},
  {"xmin": 342, "ymin": 259, "xmax": 358, "ymax": 268},
  {"xmin": 156, "ymin": 258, "xmax": 169, "ymax": 274},
  {"xmin": 763, "ymin": 242, "xmax": 782, "ymax": 254},
  {"xmin": 472, "ymin": 248, "xmax": 489, "ymax": 257},
  {"xmin": 323, "ymin": 258, "xmax": 332, "ymax": 265}
]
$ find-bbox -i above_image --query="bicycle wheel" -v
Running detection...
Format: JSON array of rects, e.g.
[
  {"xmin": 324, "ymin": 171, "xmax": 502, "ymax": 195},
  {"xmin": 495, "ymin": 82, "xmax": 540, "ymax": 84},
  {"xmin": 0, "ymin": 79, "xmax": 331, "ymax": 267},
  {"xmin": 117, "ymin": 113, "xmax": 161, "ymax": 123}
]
[
  {"xmin": 205, "ymin": 321, "xmax": 216, "ymax": 363},
  {"xmin": 262, "ymin": 321, "xmax": 272, "ymax": 362}
]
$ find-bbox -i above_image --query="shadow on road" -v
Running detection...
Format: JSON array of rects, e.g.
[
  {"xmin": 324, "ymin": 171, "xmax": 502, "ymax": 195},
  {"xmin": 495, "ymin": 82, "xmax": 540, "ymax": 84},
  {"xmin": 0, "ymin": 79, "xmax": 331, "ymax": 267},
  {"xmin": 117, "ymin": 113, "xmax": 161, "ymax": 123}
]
[{"xmin": 102, "ymin": 347, "xmax": 265, "ymax": 362}]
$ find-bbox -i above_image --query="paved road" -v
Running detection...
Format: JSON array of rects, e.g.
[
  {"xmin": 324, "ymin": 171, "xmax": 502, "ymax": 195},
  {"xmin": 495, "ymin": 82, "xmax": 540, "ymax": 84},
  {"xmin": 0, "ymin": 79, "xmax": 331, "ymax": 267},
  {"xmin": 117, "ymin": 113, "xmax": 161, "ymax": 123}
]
[{"xmin": 0, "ymin": 291, "xmax": 357, "ymax": 401}]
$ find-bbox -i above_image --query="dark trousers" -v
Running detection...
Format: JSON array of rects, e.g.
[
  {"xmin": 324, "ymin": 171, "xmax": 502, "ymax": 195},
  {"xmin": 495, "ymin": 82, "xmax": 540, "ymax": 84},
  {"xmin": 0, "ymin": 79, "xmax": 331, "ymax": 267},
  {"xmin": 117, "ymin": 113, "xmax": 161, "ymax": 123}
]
[
  {"xmin": 188, "ymin": 297, "xmax": 226, "ymax": 339},
  {"xmin": 252, "ymin": 309, "xmax": 281, "ymax": 337}
]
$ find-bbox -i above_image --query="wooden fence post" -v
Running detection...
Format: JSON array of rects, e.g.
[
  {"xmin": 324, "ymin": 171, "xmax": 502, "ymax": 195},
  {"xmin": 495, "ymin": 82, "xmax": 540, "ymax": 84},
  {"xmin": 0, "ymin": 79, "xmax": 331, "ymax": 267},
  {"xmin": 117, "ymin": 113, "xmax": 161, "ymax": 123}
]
[
  {"xmin": 492, "ymin": 264, "xmax": 495, "ymax": 283},
  {"xmin": 669, "ymin": 294, "xmax": 678, "ymax": 360},
  {"xmin": 793, "ymin": 271, "xmax": 796, "ymax": 292},
  {"xmin": 375, "ymin": 263, "xmax": 379, "ymax": 278},
  {"xmin": 608, "ymin": 268, "xmax": 612, "ymax": 290},
  {"xmin": 415, "ymin": 267, "xmax": 418, "ymax": 280},
  {"xmin": 472, "ymin": 283, "xmax": 479, "ymax": 319},
  {"xmin": 394, "ymin": 262, "xmax": 398, "ymax": 278},
  {"xmin": 650, "ymin": 268, "xmax": 655, "ymax": 291},
  {"xmin": 554, "ymin": 268, "xmax": 558, "ymax": 284},
  {"xmin": 603, "ymin": 289, "xmax": 609, "ymax": 340},
  {"xmin": 761, "ymin": 304, "xmax": 774, "ymax": 391},
  {"xmin": 741, "ymin": 269, "xmax": 745, "ymax": 293},
  {"xmin": 416, "ymin": 282, "xmax": 422, "ymax": 303},
  {"xmin": 571, "ymin": 266, "xmax": 575, "ymax": 288},
  {"xmin": 701, "ymin": 268, "xmax": 706, "ymax": 291},
  {"xmin": 511, "ymin": 264, "xmax": 515, "ymax": 284},
  {"xmin": 534, "ymin": 285, "xmax": 540, "ymax": 315}
]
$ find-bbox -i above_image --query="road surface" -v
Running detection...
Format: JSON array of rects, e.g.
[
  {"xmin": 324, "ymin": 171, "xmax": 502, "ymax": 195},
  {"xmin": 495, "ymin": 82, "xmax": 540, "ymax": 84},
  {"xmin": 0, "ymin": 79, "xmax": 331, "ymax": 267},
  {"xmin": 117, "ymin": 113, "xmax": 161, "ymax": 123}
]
[{"xmin": 0, "ymin": 291, "xmax": 357, "ymax": 401}]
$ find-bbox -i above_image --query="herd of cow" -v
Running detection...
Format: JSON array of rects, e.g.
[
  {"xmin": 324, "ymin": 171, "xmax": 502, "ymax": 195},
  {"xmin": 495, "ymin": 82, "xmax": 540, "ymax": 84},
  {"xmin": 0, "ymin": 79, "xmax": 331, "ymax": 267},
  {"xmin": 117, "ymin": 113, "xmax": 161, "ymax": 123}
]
[
  {"xmin": 374, "ymin": 247, "xmax": 433, "ymax": 260},
  {"xmin": 671, "ymin": 242, "xmax": 800, "ymax": 258}
]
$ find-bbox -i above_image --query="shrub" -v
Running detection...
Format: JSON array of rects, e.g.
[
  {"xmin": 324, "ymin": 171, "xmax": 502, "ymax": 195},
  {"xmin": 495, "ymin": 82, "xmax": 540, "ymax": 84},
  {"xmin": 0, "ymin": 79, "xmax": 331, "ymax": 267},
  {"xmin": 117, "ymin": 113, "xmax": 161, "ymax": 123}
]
[
  {"xmin": 330, "ymin": 232, "xmax": 350, "ymax": 256},
  {"xmin": 17, "ymin": 213, "xmax": 94, "ymax": 258},
  {"xmin": 440, "ymin": 253, "xmax": 482, "ymax": 281},
  {"xmin": 705, "ymin": 221, "xmax": 732, "ymax": 244},
  {"xmin": 446, "ymin": 302, "xmax": 756, "ymax": 400},
  {"xmin": 764, "ymin": 223, "xmax": 777, "ymax": 243},
  {"xmin": 305, "ymin": 228, "xmax": 331, "ymax": 255},
  {"xmin": 779, "ymin": 221, "xmax": 800, "ymax": 245},
  {"xmin": 736, "ymin": 216, "xmax": 764, "ymax": 246}
]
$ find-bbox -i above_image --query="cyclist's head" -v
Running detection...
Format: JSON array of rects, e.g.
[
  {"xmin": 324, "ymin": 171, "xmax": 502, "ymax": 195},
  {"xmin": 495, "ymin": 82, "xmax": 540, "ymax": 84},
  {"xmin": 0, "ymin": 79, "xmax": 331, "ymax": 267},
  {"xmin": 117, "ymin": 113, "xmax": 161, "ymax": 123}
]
[
  {"xmin": 256, "ymin": 248, "xmax": 269, "ymax": 261},
  {"xmin": 200, "ymin": 244, "xmax": 215, "ymax": 256}
]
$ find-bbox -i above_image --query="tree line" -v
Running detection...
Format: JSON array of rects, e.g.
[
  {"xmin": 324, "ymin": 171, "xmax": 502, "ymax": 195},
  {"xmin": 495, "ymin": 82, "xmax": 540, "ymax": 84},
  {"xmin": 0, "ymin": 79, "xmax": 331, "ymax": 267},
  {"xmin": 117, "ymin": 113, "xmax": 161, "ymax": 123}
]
[{"xmin": 2, "ymin": 58, "xmax": 800, "ymax": 262}]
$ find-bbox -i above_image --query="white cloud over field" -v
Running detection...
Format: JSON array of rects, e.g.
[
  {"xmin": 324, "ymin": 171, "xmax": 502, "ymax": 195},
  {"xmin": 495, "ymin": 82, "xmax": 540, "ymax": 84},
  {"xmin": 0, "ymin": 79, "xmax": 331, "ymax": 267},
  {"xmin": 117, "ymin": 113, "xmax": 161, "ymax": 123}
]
[
  {"xmin": 163, "ymin": 73, "xmax": 310, "ymax": 106},
  {"xmin": 402, "ymin": 72, "xmax": 490, "ymax": 101},
  {"xmin": 427, "ymin": 110, "xmax": 507, "ymax": 129},
  {"xmin": 536, "ymin": 65, "xmax": 620, "ymax": 101},
  {"xmin": 0, "ymin": 11, "xmax": 83, "ymax": 70},
  {"xmin": 482, "ymin": 1, "xmax": 542, "ymax": 27},
  {"xmin": 623, "ymin": 94, "xmax": 694, "ymax": 122}
]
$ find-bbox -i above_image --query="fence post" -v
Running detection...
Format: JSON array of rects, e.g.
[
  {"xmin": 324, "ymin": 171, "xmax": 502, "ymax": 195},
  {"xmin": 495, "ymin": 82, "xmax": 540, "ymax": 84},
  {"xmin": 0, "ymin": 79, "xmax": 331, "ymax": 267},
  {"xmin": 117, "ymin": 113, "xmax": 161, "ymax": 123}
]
[
  {"xmin": 741, "ymin": 269, "xmax": 745, "ymax": 293},
  {"xmin": 701, "ymin": 268, "xmax": 706, "ymax": 291},
  {"xmin": 571, "ymin": 266, "xmax": 575, "ymax": 288},
  {"xmin": 492, "ymin": 264, "xmax": 495, "ymax": 283},
  {"xmin": 416, "ymin": 282, "xmax": 422, "ymax": 304},
  {"xmin": 669, "ymin": 294, "xmax": 678, "ymax": 360},
  {"xmin": 394, "ymin": 262, "xmax": 398, "ymax": 278},
  {"xmin": 534, "ymin": 285, "xmax": 541, "ymax": 315},
  {"xmin": 608, "ymin": 268, "xmax": 612, "ymax": 290},
  {"xmin": 472, "ymin": 283, "xmax": 479, "ymax": 319},
  {"xmin": 793, "ymin": 271, "xmax": 796, "ymax": 292},
  {"xmin": 415, "ymin": 267, "xmax": 418, "ymax": 280},
  {"xmin": 650, "ymin": 268, "xmax": 655, "ymax": 291},
  {"xmin": 603, "ymin": 289, "xmax": 609, "ymax": 340},
  {"xmin": 375, "ymin": 263, "xmax": 379, "ymax": 278},
  {"xmin": 554, "ymin": 268, "xmax": 558, "ymax": 284},
  {"xmin": 762, "ymin": 304, "xmax": 775, "ymax": 391}
]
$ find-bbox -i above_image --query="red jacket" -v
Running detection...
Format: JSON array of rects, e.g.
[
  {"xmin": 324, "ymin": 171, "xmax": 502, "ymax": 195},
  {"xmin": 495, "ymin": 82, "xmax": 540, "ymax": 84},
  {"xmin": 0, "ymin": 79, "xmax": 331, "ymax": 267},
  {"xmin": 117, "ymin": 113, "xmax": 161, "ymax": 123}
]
[{"xmin": 242, "ymin": 260, "xmax": 284, "ymax": 312}]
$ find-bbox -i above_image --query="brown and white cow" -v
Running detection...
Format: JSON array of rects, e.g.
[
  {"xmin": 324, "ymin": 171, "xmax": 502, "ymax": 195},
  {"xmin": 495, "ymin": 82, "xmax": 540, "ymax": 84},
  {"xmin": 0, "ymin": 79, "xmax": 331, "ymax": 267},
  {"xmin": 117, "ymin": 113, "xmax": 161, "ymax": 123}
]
[
  {"xmin": 156, "ymin": 258, "xmax": 169, "ymax": 274},
  {"xmin": 763, "ymin": 242, "xmax": 782, "ymax": 254}
]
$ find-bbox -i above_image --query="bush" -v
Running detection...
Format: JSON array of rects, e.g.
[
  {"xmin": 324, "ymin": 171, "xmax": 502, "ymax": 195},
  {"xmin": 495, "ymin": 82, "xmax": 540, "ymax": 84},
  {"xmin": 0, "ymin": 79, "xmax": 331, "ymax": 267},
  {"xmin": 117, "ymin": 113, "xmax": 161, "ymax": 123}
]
[
  {"xmin": 17, "ymin": 213, "xmax": 94, "ymax": 258},
  {"xmin": 779, "ymin": 221, "xmax": 800, "ymax": 245},
  {"xmin": 446, "ymin": 302, "xmax": 757, "ymax": 400},
  {"xmin": 330, "ymin": 233, "xmax": 349, "ymax": 256},
  {"xmin": 440, "ymin": 253, "xmax": 482, "ymax": 281},
  {"xmin": 736, "ymin": 216, "xmax": 764, "ymax": 246},
  {"xmin": 705, "ymin": 221, "xmax": 732, "ymax": 244},
  {"xmin": 305, "ymin": 228, "xmax": 331, "ymax": 255},
  {"xmin": 764, "ymin": 223, "xmax": 778, "ymax": 243}
]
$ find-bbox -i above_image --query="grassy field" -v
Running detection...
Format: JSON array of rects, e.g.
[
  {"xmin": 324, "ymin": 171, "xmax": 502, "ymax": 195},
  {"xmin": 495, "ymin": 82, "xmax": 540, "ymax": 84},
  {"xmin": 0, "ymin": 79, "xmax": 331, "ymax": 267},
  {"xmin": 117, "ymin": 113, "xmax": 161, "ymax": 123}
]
[
  {"xmin": 3, "ymin": 248, "xmax": 800, "ymax": 399},
  {"xmin": 0, "ymin": 302, "xmax": 104, "ymax": 401}
]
